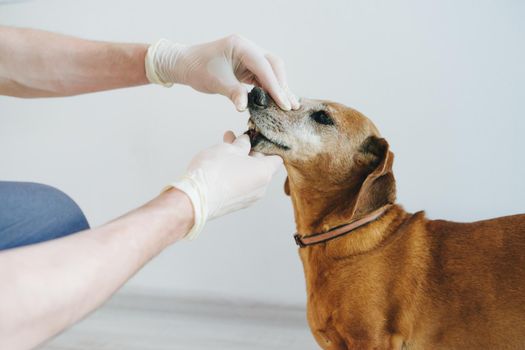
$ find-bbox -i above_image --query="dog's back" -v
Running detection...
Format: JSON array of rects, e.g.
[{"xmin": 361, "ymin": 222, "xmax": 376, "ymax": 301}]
[{"xmin": 417, "ymin": 213, "xmax": 525, "ymax": 349}]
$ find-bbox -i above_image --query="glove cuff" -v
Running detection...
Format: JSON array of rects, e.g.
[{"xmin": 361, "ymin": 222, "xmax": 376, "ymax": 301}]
[
  {"xmin": 145, "ymin": 39, "xmax": 185, "ymax": 87},
  {"xmin": 164, "ymin": 170, "xmax": 208, "ymax": 240}
]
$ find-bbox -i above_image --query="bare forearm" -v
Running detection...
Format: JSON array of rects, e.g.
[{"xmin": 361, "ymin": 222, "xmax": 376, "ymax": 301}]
[
  {"xmin": 0, "ymin": 188, "xmax": 193, "ymax": 350},
  {"xmin": 0, "ymin": 26, "xmax": 149, "ymax": 97}
]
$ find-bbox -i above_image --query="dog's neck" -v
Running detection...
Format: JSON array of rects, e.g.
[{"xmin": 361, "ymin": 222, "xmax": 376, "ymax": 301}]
[{"xmin": 287, "ymin": 166, "xmax": 396, "ymax": 235}]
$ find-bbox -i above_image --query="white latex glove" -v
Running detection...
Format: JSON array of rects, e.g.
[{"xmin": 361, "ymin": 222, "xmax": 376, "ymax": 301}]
[
  {"xmin": 145, "ymin": 35, "xmax": 300, "ymax": 112},
  {"xmin": 166, "ymin": 131, "xmax": 283, "ymax": 240}
]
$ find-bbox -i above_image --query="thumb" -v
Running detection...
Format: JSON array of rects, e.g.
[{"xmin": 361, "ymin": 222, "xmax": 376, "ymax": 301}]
[
  {"xmin": 223, "ymin": 130, "xmax": 236, "ymax": 144},
  {"xmin": 226, "ymin": 84, "xmax": 248, "ymax": 112},
  {"xmin": 232, "ymin": 134, "xmax": 252, "ymax": 153},
  {"xmin": 261, "ymin": 155, "xmax": 284, "ymax": 175}
]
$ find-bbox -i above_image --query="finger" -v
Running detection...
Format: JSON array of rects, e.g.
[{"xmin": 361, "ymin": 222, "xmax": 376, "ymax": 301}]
[
  {"xmin": 241, "ymin": 50, "xmax": 291, "ymax": 111},
  {"xmin": 249, "ymin": 151, "xmax": 265, "ymax": 158},
  {"xmin": 250, "ymin": 76, "xmax": 262, "ymax": 87},
  {"xmin": 232, "ymin": 134, "xmax": 252, "ymax": 153},
  {"xmin": 226, "ymin": 84, "xmax": 248, "ymax": 112},
  {"xmin": 223, "ymin": 130, "xmax": 236, "ymax": 144},
  {"xmin": 261, "ymin": 154, "xmax": 284, "ymax": 174},
  {"xmin": 264, "ymin": 53, "xmax": 287, "ymax": 89},
  {"xmin": 265, "ymin": 54, "xmax": 300, "ymax": 111},
  {"xmin": 285, "ymin": 86, "xmax": 301, "ymax": 110}
]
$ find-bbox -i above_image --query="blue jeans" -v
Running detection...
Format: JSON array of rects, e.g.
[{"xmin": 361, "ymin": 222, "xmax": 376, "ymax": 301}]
[{"xmin": 0, "ymin": 182, "xmax": 90, "ymax": 250}]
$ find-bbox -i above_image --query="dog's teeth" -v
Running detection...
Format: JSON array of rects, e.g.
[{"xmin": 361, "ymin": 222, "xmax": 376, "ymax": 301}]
[{"xmin": 247, "ymin": 119, "xmax": 262, "ymax": 133}]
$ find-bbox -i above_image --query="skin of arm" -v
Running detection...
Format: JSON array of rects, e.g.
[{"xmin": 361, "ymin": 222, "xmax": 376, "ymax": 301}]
[
  {"xmin": 0, "ymin": 26, "xmax": 149, "ymax": 97},
  {"xmin": 0, "ymin": 188, "xmax": 193, "ymax": 350}
]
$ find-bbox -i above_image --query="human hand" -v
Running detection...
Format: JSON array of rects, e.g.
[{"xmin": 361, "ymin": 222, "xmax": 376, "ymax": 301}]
[
  {"xmin": 166, "ymin": 131, "xmax": 283, "ymax": 239},
  {"xmin": 145, "ymin": 35, "xmax": 300, "ymax": 112}
]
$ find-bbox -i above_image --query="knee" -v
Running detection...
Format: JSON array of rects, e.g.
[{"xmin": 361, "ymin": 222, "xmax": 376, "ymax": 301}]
[
  {"xmin": 0, "ymin": 182, "xmax": 90, "ymax": 249},
  {"xmin": 32, "ymin": 183, "xmax": 90, "ymax": 237}
]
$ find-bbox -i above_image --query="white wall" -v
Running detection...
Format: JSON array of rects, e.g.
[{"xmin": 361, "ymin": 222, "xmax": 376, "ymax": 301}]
[{"xmin": 1, "ymin": 0, "xmax": 524, "ymax": 305}]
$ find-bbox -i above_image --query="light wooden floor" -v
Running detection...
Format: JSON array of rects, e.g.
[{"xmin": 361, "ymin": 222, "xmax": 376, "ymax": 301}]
[{"xmin": 41, "ymin": 292, "xmax": 319, "ymax": 350}]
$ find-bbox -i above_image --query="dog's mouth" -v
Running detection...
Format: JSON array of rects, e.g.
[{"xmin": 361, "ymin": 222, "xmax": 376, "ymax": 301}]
[{"xmin": 245, "ymin": 119, "xmax": 290, "ymax": 150}]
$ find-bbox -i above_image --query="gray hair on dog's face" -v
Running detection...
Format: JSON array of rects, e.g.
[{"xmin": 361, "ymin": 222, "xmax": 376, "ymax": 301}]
[
  {"xmin": 247, "ymin": 90, "xmax": 380, "ymax": 175},
  {"xmin": 248, "ymin": 98, "xmax": 328, "ymax": 160}
]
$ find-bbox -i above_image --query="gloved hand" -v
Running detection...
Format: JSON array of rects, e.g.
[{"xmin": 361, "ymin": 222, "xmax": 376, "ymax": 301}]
[
  {"xmin": 166, "ymin": 131, "xmax": 283, "ymax": 240},
  {"xmin": 145, "ymin": 35, "xmax": 300, "ymax": 112}
]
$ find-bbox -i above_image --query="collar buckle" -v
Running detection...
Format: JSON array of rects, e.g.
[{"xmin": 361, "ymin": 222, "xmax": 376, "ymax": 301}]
[{"xmin": 294, "ymin": 233, "xmax": 306, "ymax": 248}]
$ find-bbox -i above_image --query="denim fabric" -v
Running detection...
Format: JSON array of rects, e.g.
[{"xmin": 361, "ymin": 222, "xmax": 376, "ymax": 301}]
[{"xmin": 0, "ymin": 182, "xmax": 90, "ymax": 250}]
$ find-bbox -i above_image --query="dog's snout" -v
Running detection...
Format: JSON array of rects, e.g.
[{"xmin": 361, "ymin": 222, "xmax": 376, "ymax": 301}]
[{"xmin": 248, "ymin": 87, "xmax": 268, "ymax": 109}]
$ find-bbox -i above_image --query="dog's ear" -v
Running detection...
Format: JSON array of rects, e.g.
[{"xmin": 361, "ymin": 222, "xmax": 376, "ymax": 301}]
[
  {"xmin": 284, "ymin": 176, "xmax": 290, "ymax": 196},
  {"xmin": 351, "ymin": 136, "xmax": 396, "ymax": 218},
  {"xmin": 355, "ymin": 136, "xmax": 391, "ymax": 172}
]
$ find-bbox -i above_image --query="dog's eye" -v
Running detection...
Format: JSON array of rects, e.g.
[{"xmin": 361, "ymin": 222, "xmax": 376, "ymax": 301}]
[{"xmin": 310, "ymin": 111, "xmax": 334, "ymax": 126}]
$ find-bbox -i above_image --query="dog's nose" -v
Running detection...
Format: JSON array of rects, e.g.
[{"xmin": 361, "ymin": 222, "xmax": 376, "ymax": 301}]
[{"xmin": 248, "ymin": 87, "xmax": 268, "ymax": 109}]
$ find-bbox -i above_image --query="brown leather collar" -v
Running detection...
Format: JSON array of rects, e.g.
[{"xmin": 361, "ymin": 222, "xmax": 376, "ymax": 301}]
[{"xmin": 294, "ymin": 204, "xmax": 393, "ymax": 248}]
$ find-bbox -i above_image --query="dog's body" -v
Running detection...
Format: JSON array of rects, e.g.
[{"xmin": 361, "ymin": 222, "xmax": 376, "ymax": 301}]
[
  {"xmin": 246, "ymin": 87, "xmax": 525, "ymax": 349},
  {"xmin": 301, "ymin": 206, "xmax": 525, "ymax": 349}
]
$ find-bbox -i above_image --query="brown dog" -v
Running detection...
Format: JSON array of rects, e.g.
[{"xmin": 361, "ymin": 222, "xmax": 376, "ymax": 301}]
[{"xmin": 246, "ymin": 87, "xmax": 525, "ymax": 350}]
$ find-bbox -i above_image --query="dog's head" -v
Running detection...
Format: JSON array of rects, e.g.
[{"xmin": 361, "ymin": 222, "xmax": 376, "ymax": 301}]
[{"xmin": 246, "ymin": 87, "xmax": 396, "ymax": 227}]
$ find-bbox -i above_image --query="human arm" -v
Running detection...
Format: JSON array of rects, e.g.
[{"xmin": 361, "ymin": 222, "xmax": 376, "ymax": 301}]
[
  {"xmin": 0, "ymin": 188, "xmax": 192, "ymax": 350},
  {"xmin": 0, "ymin": 132, "xmax": 282, "ymax": 350},
  {"xmin": 0, "ymin": 26, "xmax": 148, "ymax": 97},
  {"xmin": 0, "ymin": 26, "xmax": 299, "ymax": 110}
]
